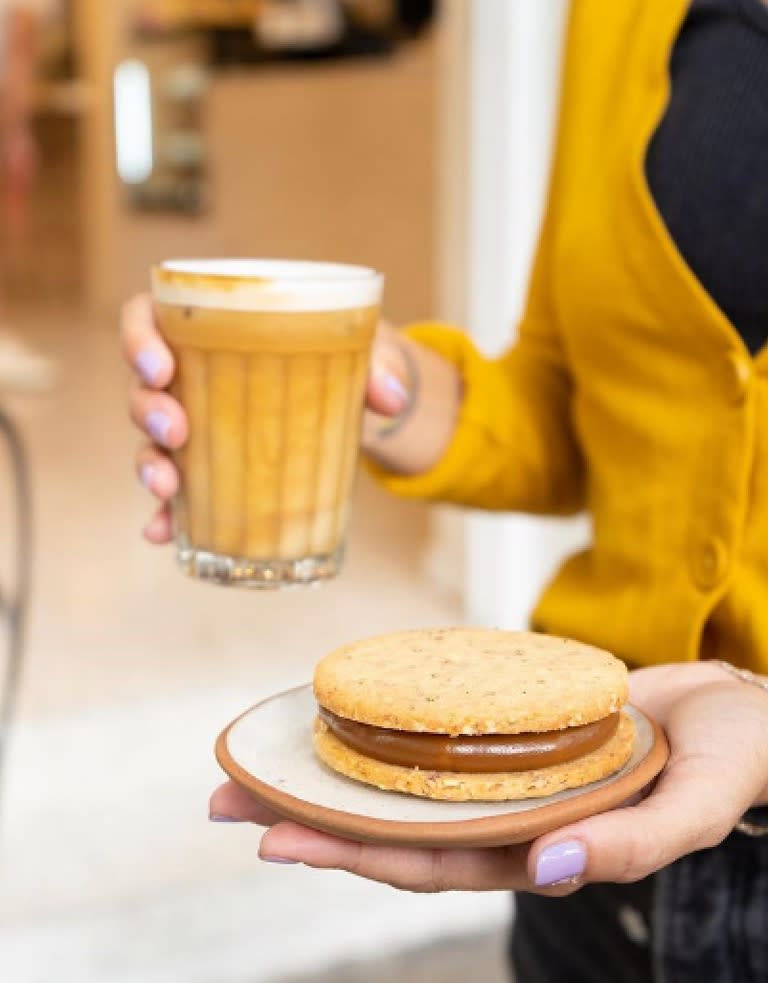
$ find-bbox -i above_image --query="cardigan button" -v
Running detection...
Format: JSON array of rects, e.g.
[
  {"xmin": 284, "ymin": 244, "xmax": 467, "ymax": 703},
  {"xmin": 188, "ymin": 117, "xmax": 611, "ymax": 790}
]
[
  {"xmin": 726, "ymin": 352, "xmax": 751, "ymax": 405},
  {"xmin": 692, "ymin": 537, "xmax": 728, "ymax": 591}
]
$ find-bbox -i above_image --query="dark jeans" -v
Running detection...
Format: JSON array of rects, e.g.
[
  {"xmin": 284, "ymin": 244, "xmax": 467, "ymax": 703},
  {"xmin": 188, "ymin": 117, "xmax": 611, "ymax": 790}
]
[
  {"xmin": 510, "ymin": 817, "xmax": 768, "ymax": 983},
  {"xmin": 511, "ymin": 878, "xmax": 654, "ymax": 983}
]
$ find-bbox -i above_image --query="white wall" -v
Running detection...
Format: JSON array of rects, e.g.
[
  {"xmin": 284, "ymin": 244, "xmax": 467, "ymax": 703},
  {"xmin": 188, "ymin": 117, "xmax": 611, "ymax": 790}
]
[{"xmin": 460, "ymin": 0, "xmax": 589, "ymax": 629}]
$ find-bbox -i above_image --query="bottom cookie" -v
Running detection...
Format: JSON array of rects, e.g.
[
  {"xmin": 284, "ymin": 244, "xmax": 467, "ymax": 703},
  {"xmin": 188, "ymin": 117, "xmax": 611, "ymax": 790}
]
[{"xmin": 313, "ymin": 711, "xmax": 636, "ymax": 802}]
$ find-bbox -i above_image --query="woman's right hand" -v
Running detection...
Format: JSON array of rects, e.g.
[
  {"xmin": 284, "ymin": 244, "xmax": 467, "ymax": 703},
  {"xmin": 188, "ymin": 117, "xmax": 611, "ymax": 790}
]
[{"xmin": 121, "ymin": 294, "xmax": 417, "ymax": 544}]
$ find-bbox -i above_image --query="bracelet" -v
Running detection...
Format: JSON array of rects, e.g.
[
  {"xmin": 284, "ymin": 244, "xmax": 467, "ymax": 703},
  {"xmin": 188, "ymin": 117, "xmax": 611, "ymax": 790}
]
[
  {"xmin": 713, "ymin": 660, "xmax": 768, "ymax": 693},
  {"xmin": 713, "ymin": 661, "xmax": 768, "ymax": 837},
  {"xmin": 376, "ymin": 342, "xmax": 421, "ymax": 439}
]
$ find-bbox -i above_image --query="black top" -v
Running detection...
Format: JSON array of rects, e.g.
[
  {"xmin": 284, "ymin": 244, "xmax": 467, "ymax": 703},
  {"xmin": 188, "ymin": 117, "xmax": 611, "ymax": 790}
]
[{"xmin": 646, "ymin": 0, "xmax": 768, "ymax": 354}]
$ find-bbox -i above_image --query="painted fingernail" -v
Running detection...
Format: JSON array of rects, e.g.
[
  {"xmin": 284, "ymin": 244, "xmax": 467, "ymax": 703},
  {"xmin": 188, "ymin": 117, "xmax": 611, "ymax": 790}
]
[
  {"xmin": 534, "ymin": 839, "xmax": 587, "ymax": 887},
  {"xmin": 140, "ymin": 464, "xmax": 156, "ymax": 490},
  {"xmin": 260, "ymin": 856, "xmax": 300, "ymax": 865},
  {"xmin": 372, "ymin": 366, "xmax": 408, "ymax": 409},
  {"xmin": 209, "ymin": 814, "xmax": 244, "ymax": 823},
  {"xmin": 147, "ymin": 410, "xmax": 171, "ymax": 444},
  {"xmin": 383, "ymin": 373, "xmax": 408, "ymax": 401},
  {"xmin": 136, "ymin": 348, "xmax": 163, "ymax": 385}
]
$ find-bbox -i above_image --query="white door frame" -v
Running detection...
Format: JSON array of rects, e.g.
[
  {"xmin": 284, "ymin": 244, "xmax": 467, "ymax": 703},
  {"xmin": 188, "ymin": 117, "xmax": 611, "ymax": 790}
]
[{"xmin": 433, "ymin": 0, "xmax": 588, "ymax": 628}]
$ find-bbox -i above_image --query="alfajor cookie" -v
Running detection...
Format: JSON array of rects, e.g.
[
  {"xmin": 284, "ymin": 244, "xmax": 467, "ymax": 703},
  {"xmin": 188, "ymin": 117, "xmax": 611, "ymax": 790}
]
[{"xmin": 313, "ymin": 628, "xmax": 635, "ymax": 802}]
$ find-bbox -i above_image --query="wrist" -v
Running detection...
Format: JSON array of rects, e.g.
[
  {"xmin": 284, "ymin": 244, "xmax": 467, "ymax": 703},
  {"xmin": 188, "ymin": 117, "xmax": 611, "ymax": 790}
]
[{"xmin": 713, "ymin": 661, "xmax": 768, "ymax": 810}]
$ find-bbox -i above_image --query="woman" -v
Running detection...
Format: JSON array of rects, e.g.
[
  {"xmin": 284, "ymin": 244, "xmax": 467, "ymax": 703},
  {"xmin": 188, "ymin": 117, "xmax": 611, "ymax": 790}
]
[{"xmin": 122, "ymin": 0, "xmax": 768, "ymax": 979}]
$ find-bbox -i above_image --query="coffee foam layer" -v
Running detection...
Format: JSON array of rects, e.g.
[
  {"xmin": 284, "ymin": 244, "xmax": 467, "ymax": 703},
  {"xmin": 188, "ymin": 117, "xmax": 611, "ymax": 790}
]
[{"xmin": 152, "ymin": 259, "xmax": 383, "ymax": 312}]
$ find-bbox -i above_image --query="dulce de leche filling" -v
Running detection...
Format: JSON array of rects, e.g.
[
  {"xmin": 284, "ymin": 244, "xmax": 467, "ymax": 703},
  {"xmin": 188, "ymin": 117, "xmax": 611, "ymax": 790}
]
[{"xmin": 319, "ymin": 708, "xmax": 620, "ymax": 773}]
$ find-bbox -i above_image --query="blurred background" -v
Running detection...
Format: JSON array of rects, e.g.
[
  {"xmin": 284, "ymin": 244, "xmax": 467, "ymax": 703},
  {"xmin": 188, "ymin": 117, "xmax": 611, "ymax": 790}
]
[{"xmin": 0, "ymin": 1, "xmax": 583, "ymax": 980}]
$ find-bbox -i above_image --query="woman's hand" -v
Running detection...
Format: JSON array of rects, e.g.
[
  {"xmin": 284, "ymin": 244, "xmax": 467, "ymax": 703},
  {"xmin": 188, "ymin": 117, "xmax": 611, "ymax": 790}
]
[
  {"xmin": 121, "ymin": 294, "xmax": 185, "ymax": 544},
  {"xmin": 208, "ymin": 661, "xmax": 768, "ymax": 893},
  {"xmin": 121, "ymin": 294, "xmax": 462, "ymax": 540}
]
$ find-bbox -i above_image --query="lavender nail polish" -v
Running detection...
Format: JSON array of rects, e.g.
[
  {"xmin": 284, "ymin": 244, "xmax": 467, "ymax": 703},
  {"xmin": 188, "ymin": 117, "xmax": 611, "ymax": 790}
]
[
  {"xmin": 209, "ymin": 814, "xmax": 244, "ymax": 823},
  {"xmin": 534, "ymin": 839, "xmax": 587, "ymax": 887},
  {"xmin": 261, "ymin": 856, "xmax": 300, "ymax": 865},
  {"xmin": 136, "ymin": 349, "xmax": 163, "ymax": 385},
  {"xmin": 382, "ymin": 373, "xmax": 408, "ymax": 402},
  {"xmin": 140, "ymin": 464, "xmax": 156, "ymax": 490},
  {"xmin": 147, "ymin": 410, "xmax": 171, "ymax": 444}
]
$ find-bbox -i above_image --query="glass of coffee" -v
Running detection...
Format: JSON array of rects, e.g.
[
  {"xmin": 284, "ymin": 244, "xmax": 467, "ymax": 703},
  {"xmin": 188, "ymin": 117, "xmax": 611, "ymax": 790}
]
[{"xmin": 150, "ymin": 259, "xmax": 383, "ymax": 588}]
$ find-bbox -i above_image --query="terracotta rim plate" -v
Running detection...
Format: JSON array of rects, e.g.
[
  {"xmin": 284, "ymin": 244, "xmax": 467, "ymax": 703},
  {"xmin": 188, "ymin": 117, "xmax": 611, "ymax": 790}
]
[{"xmin": 216, "ymin": 685, "xmax": 669, "ymax": 848}]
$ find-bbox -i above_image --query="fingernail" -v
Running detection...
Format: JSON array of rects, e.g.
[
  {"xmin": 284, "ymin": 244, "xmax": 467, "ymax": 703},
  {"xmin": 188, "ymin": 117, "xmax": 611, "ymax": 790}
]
[
  {"xmin": 136, "ymin": 348, "xmax": 163, "ymax": 385},
  {"xmin": 147, "ymin": 410, "xmax": 171, "ymax": 444},
  {"xmin": 381, "ymin": 372, "xmax": 408, "ymax": 402},
  {"xmin": 534, "ymin": 839, "xmax": 587, "ymax": 887},
  {"xmin": 260, "ymin": 856, "xmax": 300, "ymax": 865},
  {"xmin": 209, "ymin": 814, "xmax": 244, "ymax": 823},
  {"xmin": 373, "ymin": 364, "xmax": 409, "ymax": 407},
  {"xmin": 140, "ymin": 464, "xmax": 156, "ymax": 490}
]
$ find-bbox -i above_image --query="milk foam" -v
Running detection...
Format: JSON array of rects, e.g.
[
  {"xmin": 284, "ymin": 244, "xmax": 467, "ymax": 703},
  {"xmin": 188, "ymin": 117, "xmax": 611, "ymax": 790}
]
[{"xmin": 151, "ymin": 259, "xmax": 383, "ymax": 312}]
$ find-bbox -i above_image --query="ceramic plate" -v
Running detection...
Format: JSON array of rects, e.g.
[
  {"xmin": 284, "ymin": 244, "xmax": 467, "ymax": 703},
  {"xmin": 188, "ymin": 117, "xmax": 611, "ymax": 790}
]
[{"xmin": 216, "ymin": 685, "xmax": 669, "ymax": 848}]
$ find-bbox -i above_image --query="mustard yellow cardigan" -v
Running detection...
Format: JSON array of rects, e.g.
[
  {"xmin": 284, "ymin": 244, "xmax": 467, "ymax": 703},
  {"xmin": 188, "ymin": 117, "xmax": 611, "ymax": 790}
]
[{"xmin": 371, "ymin": 0, "xmax": 768, "ymax": 672}]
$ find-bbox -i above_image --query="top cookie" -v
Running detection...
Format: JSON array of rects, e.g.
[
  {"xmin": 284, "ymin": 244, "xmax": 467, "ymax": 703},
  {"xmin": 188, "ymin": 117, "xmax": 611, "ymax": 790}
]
[{"xmin": 313, "ymin": 628, "xmax": 628, "ymax": 736}]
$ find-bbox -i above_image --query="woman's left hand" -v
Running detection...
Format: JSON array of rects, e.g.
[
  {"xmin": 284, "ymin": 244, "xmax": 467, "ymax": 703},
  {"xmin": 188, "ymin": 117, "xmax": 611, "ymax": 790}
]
[{"xmin": 209, "ymin": 661, "xmax": 768, "ymax": 893}]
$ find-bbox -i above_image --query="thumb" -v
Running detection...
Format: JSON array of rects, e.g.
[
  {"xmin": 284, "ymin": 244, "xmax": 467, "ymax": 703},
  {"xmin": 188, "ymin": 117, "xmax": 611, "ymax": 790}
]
[
  {"xmin": 529, "ymin": 754, "xmax": 740, "ymax": 890},
  {"xmin": 366, "ymin": 335, "xmax": 412, "ymax": 418}
]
